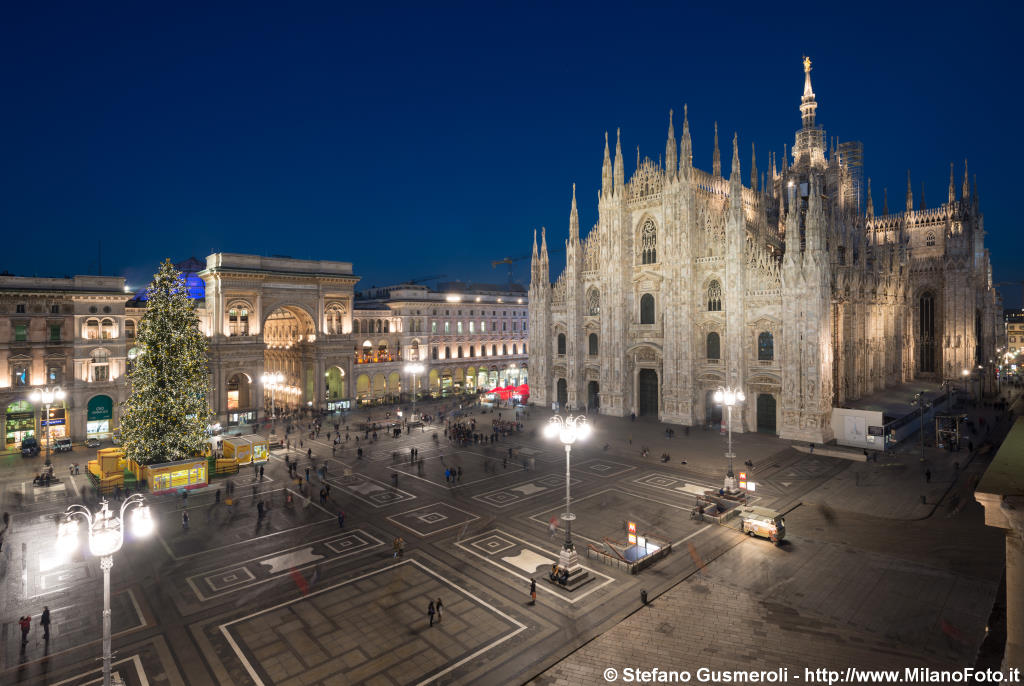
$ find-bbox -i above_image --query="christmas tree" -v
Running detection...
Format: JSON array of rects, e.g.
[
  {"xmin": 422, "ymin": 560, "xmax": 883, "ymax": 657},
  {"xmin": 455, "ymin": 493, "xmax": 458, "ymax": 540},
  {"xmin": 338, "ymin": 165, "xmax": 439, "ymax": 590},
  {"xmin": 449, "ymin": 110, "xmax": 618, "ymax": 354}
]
[{"xmin": 121, "ymin": 259, "xmax": 211, "ymax": 464}]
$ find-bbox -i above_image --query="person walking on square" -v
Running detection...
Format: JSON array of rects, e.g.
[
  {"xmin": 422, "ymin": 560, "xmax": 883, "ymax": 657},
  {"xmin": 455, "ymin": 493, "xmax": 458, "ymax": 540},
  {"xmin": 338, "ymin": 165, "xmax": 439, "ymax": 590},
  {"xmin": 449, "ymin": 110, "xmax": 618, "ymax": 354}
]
[
  {"xmin": 182, "ymin": 510, "xmax": 189, "ymax": 530},
  {"xmin": 259, "ymin": 465, "xmax": 264, "ymax": 481},
  {"xmin": 338, "ymin": 510, "xmax": 345, "ymax": 528},
  {"xmin": 393, "ymin": 537, "xmax": 401, "ymax": 558},
  {"xmin": 530, "ymin": 578, "xmax": 536, "ymax": 605},
  {"xmin": 428, "ymin": 600, "xmax": 436, "ymax": 627},
  {"xmin": 435, "ymin": 597, "xmax": 443, "ymax": 622},
  {"xmin": 19, "ymin": 615, "xmax": 30, "ymax": 646},
  {"xmin": 41, "ymin": 606, "xmax": 50, "ymax": 641},
  {"xmin": 397, "ymin": 536, "xmax": 405, "ymax": 557}
]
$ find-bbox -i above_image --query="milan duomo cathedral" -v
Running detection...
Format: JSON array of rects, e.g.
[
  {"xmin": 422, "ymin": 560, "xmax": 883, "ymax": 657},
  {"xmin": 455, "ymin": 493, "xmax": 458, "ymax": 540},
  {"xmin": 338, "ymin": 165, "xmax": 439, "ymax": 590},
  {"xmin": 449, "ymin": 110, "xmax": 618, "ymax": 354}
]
[{"xmin": 527, "ymin": 59, "xmax": 1001, "ymax": 442}]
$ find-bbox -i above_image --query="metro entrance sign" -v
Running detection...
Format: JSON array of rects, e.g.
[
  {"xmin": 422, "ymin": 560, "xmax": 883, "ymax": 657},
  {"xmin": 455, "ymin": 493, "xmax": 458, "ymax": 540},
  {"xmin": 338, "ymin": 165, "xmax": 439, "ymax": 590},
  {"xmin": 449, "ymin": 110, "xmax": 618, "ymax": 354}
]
[{"xmin": 738, "ymin": 472, "xmax": 747, "ymax": 489}]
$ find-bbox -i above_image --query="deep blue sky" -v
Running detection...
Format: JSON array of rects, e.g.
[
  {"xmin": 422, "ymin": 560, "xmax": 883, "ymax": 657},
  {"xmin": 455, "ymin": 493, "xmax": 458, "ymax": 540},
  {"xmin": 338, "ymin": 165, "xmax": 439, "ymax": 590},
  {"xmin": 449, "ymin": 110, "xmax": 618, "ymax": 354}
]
[{"xmin": 4, "ymin": 2, "xmax": 1022, "ymax": 306}]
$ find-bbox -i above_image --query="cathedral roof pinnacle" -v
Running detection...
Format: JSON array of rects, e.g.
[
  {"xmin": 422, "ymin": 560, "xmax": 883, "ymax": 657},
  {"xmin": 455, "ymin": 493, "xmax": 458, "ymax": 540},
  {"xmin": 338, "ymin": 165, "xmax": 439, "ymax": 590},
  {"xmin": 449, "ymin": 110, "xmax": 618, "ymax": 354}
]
[
  {"xmin": 866, "ymin": 178, "xmax": 874, "ymax": 218},
  {"xmin": 713, "ymin": 121, "xmax": 721, "ymax": 177}
]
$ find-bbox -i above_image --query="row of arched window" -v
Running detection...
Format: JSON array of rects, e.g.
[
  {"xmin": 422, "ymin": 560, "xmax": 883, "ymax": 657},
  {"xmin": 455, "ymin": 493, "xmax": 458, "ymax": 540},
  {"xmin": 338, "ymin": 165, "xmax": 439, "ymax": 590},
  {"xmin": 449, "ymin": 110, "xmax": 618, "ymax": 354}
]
[
  {"xmin": 634, "ymin": 281, "xmax": 725, "ymax": 327},
  {"xmin": 430, "ymin": 343, "xmax": 525, "ymax": 360},
  {"xmin": 556, "ymin": 331, "xmax": 774, "ymax": 361}
]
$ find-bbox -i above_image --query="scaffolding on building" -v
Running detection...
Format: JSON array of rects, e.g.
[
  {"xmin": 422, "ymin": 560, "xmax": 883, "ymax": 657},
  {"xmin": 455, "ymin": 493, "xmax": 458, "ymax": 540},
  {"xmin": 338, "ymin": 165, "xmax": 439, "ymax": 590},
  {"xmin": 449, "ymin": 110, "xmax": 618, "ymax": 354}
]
[{"xmin": 838, "ymin": 140, "xmax": 864, "ymax": 212}]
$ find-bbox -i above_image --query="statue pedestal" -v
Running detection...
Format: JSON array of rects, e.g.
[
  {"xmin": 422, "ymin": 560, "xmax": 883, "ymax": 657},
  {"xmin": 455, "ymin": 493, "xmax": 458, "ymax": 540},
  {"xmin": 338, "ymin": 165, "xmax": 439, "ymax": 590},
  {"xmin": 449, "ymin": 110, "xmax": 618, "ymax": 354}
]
[{"xmin": 547, "ymin": 544, "xmax": 593, "ymax": 592}]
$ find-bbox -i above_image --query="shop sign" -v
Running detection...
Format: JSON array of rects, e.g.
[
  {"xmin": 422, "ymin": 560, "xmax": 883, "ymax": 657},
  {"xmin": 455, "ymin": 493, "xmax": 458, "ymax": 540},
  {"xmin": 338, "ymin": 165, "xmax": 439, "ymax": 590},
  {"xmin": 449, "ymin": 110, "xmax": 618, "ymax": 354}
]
[
  {"xmin": 6, "ymin": 411, "xmax": 34, "ymax": 421},
  {"xmin": 88, "ymin": 395, "xmax": 113, "ymax": 421},
  {"xmin": 627, "ymin": 521, "xmax": 637, "ymax": 545}
]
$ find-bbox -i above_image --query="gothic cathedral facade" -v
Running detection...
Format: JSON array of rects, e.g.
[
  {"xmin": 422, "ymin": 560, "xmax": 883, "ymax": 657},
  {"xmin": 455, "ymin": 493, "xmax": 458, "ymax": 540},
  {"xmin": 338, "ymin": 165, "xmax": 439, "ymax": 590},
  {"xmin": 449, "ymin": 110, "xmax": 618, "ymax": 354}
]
[{"xmin": 528, "ymin": 61, "xmax": 1001, "ymax": 442}]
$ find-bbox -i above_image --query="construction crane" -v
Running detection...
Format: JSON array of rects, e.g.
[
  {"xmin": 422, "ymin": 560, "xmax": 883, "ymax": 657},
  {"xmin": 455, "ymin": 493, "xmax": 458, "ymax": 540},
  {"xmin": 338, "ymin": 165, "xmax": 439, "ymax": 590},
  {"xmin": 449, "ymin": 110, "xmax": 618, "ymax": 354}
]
[
  {"xmin": 492, "ymin": 247, "xmax": 565, "ymax": 283},
  {"xmin": 400, "ymin": 274, "xmax": 447, "ymax": 285}
]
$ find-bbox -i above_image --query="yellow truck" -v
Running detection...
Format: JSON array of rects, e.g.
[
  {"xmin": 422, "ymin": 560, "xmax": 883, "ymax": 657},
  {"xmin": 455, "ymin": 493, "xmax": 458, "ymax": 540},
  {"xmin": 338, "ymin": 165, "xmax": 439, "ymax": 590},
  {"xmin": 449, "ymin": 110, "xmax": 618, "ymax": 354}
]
[{"xmin": 738, "ymin": 506, "xmax": 786, "ymax": 544}]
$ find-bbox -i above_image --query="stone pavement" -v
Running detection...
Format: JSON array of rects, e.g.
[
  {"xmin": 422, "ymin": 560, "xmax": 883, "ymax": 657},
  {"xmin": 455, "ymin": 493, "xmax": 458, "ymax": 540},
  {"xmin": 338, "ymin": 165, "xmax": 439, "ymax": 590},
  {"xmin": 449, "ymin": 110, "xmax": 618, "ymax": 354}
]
[{"xmin": 0, "ymin": 390, "xmax": 1017, "ymax": 684}]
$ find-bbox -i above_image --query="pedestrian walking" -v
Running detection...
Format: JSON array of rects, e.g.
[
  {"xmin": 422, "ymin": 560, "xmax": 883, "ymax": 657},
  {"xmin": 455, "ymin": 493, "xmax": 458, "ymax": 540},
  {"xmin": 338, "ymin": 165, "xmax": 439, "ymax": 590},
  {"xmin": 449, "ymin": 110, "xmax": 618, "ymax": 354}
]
[
  {"xmin": 925, "ymin": 469, "xmax": 931, "ymax": 483},
  {"xmin": 41, "ymin": 606, "xmax": 50, "ymax": 640},
  {"xmin": 259, "ymin": 465, "xmax": 264, "ymax": 480},
  {"xmin": 338, "ymin": 510, "xmax": 345, "ymax": 528},
  {"xmin": 457, "ymin": 466, "xmax": 462, "ymax": 482},
  {"xmin": 393, "ymin": 537, "xmax": 401, "ymax": 558},
  {"xmin": 530, "ymin": 578, "xmax": 536, "ymax": 605},
  {"xmin": 19, "ymin": 615, "xmax": 30, "ymax": 645},
  {"xmin": 435, "ymin": 597, "xmax": 443, "ymax": 622},
  {"xmin": 182, "ymin": 511, "xmax": 189, "ymax": 530},
  {"xmin": 397, "ymin": 536, "xmax": 404, "ymax": 557},
  {"xmin": 306, "ymin": 467, "xmax": 310, "ymax": 482}
]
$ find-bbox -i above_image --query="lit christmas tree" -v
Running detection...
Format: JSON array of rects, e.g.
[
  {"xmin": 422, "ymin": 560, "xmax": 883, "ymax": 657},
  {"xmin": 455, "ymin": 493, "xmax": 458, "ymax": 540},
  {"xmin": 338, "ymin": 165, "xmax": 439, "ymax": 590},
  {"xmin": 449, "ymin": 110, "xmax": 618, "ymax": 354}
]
[{"xmin": 121, "ymin": 259, "xmax": 211, "ymax": 465}]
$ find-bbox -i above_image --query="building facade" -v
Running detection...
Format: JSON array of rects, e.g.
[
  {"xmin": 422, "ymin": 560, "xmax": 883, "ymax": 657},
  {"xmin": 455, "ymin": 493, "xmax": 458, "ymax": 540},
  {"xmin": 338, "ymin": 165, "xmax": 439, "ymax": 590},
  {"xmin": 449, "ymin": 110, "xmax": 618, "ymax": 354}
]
[
  {"xmin": 1, "ymin": 274, "xmax": 132, "ymax": 449},
  {"xmin": 351, "ymin": 282, "xmax": 528, "ymax": 404},
  {"xmin": 529, "ymin": 61, "xmax": 1001, "ymax": 441}
]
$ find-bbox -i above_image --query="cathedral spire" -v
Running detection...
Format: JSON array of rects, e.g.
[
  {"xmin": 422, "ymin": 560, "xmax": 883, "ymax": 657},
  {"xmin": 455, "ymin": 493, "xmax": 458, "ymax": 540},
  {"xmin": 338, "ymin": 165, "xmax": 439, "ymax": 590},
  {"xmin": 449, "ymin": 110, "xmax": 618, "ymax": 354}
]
[
  {"xmin": 781, "ymin": 144, "xmax": 788, "ymax": 174},
  {"xmin": 712, "ymin": 121, "xmax": 721, "ymax": 177},
  {"xmin": 540, "ymin": 225, "xmax": 549, "ymax": 263},
  {"xmin": 569, "ymin": 183, "xmax": 579, "ymax": 243},
  {"xmin": 730, "ymin": 133, "xmax": 741, "ymax": 182},
  {"xmin": 800, "ymin": 55, "xmax": 818, "ymax": 129},
  {"xmin": 906, "ymin": 170, "xmax": 913, "ymax": 213},
  {"xmin": 613, "ymin": 128, "xmax": 624, "ymax": 193},
  {"xmin": 750, "ymin": 142, "xmax": 758, "ymax": 191},
  {"xmin": 866, "ymin": 178, "xmax": 874, "ymax": 218},
  {"xmin": 665, "ymin": 109, "xmax": 677, "ymax": 181},
  {"xmin": 962, "ymin": 159, "xmax": 969, "ymax": 201},
  {"xmin": 532, "ymin": 228, "xmax": 538, "ymax": 260},
  {"xmin": 948, "ymin": 162, "xmax": 955, "ymax": 205},
  {"xmin": 602, "ymin": 132, "xmax": 612, "ymax": 196},
  {"xmin": 680, "ymin": 104, "xmax": 692, "ymax": 174}
]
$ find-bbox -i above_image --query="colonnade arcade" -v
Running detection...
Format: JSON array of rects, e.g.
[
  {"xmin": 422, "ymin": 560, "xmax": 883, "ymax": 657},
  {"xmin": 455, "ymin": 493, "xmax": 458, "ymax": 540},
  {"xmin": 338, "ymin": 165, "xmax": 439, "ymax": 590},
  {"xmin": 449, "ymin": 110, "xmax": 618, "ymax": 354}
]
[{"xmin": 352, "ymin": 363, "xmax": 527, "ymax": 405}]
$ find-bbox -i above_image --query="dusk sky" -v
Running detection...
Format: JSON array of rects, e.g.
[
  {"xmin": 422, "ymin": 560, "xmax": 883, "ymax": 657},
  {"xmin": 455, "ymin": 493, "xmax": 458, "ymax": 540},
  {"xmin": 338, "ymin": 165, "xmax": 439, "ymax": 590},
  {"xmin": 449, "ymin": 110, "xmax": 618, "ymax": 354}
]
[{"xmin": 4, "ymin": 3, "xmax": 1022, "ymax": 305}]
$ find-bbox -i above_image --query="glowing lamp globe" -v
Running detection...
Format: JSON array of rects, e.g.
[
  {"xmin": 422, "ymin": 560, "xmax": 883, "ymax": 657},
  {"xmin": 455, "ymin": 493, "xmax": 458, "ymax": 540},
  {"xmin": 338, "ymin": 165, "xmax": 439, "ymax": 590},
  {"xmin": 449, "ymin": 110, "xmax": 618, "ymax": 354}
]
[
  {"xmin": 544, "ymin": 422, "xmax": 560, "ymax": 439},
  {"xmin": 131, "ymin": 506, "xmax": 155, "ymax": 538}
]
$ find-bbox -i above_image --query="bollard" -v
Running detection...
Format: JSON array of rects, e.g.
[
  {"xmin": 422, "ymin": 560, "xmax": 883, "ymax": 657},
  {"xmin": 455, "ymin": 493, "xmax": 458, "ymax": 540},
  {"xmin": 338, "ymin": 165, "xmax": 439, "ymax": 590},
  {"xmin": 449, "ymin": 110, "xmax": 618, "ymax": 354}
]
[{"xmin": 640, "ymin": 590, "xmax": 648, "ymax": 605}]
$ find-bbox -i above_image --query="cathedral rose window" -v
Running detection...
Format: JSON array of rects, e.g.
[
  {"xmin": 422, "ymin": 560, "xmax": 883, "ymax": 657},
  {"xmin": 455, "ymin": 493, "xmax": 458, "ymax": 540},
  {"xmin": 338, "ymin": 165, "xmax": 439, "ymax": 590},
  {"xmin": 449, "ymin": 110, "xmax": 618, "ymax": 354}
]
[{"xmin": 640, "ymin": 219, "xmax": 657, "ymax": 264}]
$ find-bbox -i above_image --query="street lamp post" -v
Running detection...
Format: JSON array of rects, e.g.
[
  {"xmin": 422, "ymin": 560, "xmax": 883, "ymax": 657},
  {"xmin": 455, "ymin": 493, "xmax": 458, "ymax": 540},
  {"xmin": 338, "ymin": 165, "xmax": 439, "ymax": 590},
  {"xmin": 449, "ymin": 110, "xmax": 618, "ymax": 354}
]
[
  {"xmin": 30, "ymin": 386, "xmax": 66, "ymax": 465},
  {"xmin": 405, "ymin": 363, "xmax": 424, "ymax": 418},
  {"xmin": 962, "ymin": 368, "xmax": 970, "ymax": 398},
  {"xmin": 58, "ymin": 495, "xmax": 154, "ymax": 686},
  {"xmin": 261, "ymin": 372, "xmax": 284, "ymax": 419},
  {"xmin": 544, "ymin": 414, "xmax": 590, "ymax": 576},
  {"xmin": 913, "ymin": 392, "xmax": 929, "ymax": 463},
  {"xmin": 713, "ymin": 386, "xmax": 745, "ymax": 494}
]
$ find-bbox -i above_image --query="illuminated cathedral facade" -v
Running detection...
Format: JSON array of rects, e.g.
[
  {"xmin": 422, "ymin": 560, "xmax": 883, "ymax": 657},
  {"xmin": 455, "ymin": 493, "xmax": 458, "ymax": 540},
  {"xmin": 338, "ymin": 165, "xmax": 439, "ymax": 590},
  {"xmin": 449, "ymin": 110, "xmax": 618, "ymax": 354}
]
[{"xmin": 528, "ymin": 60, "xmax": 1001, "ymax": 441}]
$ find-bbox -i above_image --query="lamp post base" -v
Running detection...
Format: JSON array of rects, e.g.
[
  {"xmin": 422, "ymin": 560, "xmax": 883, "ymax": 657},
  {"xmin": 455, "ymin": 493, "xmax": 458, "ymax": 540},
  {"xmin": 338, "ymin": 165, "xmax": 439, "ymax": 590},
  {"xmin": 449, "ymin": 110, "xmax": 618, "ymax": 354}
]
[{"xmin": 722, "ymin": 475, "xmax": 740, "ymax": 494}]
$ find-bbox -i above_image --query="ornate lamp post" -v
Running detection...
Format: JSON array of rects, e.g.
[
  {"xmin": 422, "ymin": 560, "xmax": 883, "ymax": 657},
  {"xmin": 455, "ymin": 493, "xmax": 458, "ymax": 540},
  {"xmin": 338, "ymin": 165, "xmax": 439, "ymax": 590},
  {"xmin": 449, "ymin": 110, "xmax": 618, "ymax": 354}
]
[
  {"xmin": 962, "ymin": 368, "xmax": 970, "ymax": 398},
  {"xmin": 544, "ymin": 414, "xmax": 590, "ymax": 575},
  {"xmin": 913, "ymin": 392, "xmax": 930, "ymax": 463},
  {"xmin": 713, "ymin": 386, "xmax": 745, "ymax": 493},
  {"xmin": 57, "ymin": 495, "xmax": 154, "ymax": 686},
  {"xmin": 261, "ymin": 372, "xmax": 284, "ymax": 419},
  {"xmin": 405, "ymin": 363, "xmax": 424, "ymax": 417},
  {"xmin": 30, "ymin": 386, "xmax": 66, "ymax": 465}
]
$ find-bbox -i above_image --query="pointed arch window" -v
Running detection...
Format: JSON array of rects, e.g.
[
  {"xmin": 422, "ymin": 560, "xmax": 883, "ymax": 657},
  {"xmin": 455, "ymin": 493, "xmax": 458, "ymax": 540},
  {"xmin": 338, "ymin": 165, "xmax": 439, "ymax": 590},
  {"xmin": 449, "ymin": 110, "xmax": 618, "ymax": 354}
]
[
  {"xmin": 707, "ymin": 280, "xmax": 723, "ymax": 311},
  {"xmin": 758, "ymin": 332, "xmax": 774, "ymax": 360},
  {"xmin": 588, "ymin": 333, "xmax": 598, "ymax": 355},
  {"xmin": 557, "ymin": 333, "xmax": 566, "ymax": 355},
  {"xmin": 640, "ymin": 219, "xmax": 657, "ymax": 264},
  {"xmin": 925, "ymin": 231, "xmax": 936, "ymax": 247},
  {"xmin": 706, "ymin": 332, "xmax": 721, "ymax": 360},
  {"xmin": 639, "ymin": 294, "xmax": 655, "ymax": 325},
  {"xmin": 919, "ymin": 292, "xmax": 937, "ymax": 373}
]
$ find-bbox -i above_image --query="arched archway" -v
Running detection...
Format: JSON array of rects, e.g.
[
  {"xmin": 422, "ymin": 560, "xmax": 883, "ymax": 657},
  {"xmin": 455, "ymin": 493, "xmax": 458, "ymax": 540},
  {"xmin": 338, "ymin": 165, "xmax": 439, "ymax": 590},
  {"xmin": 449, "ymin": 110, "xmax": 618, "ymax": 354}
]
[
  {"xmin": 227, "ymin": 372, "xmax": 252, "ymax": 411},
  {"xmin": 556, "ymin": 378, "xmax": 568, "ymax": 408},
  {"xmin": 705, "ymin": 390, "xmax": 723, "ymax": 427},
  {"xmin": 637, "ymin": 369, "xmax": 658, "ymax": 416},
  {"xmin": 756, "ymin": 393, "xmax": 777, "ymax": 433},
  {"xmin": 372, "ymin": 374, "xmax": 386, "ymax": 400},
  {"xmin": 587, "ymin": 381, "xmax": 600, "ymax": 410},
  {"xmin": 326, "ymin": 366, "xmax": 346, "ymax": 401},
  {"xmin": 355, "ymin": 374, "xmax": 370, "ymax": 403}
]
